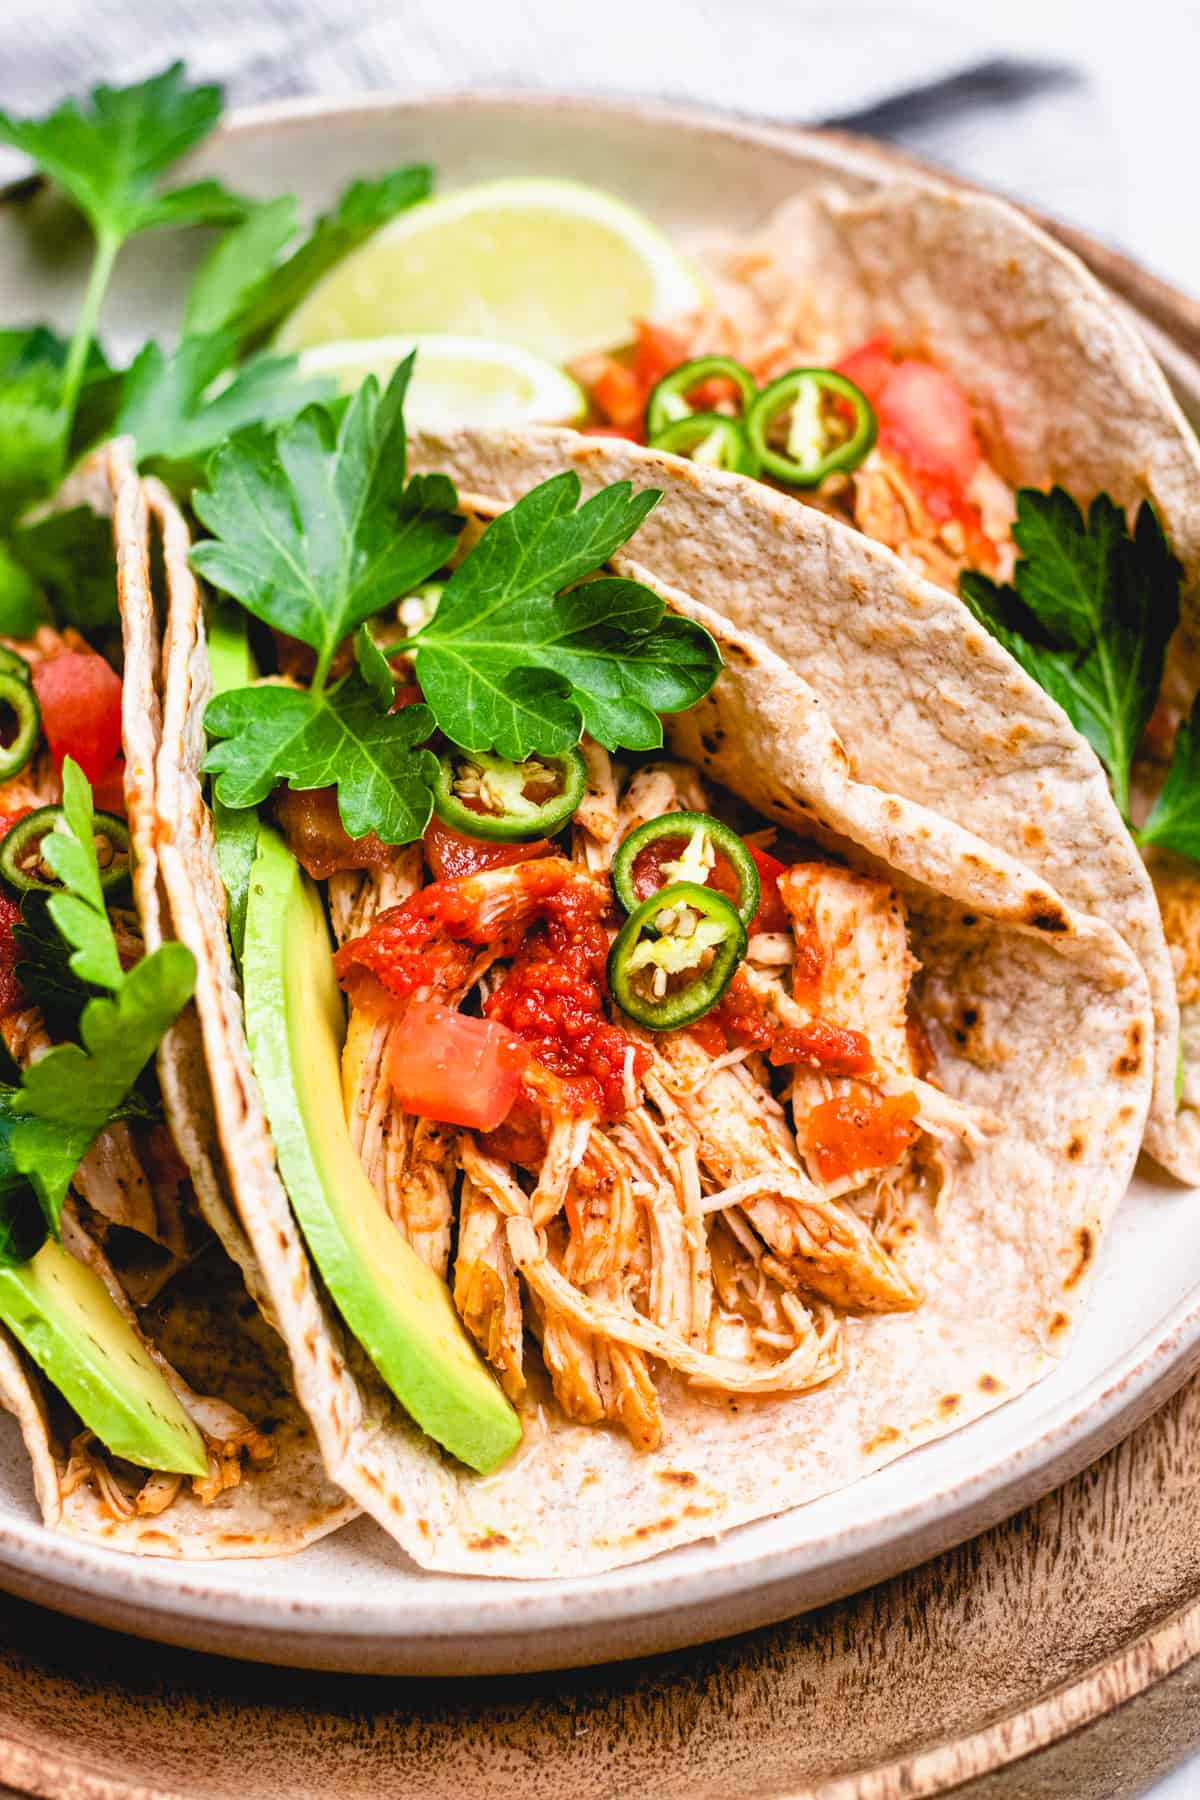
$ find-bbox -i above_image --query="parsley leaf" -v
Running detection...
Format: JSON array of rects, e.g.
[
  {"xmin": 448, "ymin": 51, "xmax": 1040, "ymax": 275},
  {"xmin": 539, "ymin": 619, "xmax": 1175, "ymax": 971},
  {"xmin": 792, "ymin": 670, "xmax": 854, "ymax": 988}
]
[
  {"xmin": 0, "ymin": 542, "xmax": 47, "ymax": 638},
  {"xmin": 10, "ymin": 506, "xmax": 118, "ymax": 634},
  {"xmin": 354, "ymin": 624, "xmax": 395, "ymax": 709},
  {"xmin": 3, "ymin": 761, "xmax": 195, "ymax": 1238},
  {"xmin": 213, "ymin": 167, "xmax": 433, "ymax": 349},
  {"xmin": 182, "ymin": 196, "xmax": 301, "ymax": 337},
  {"xmin": 205, "ymin": 674, "xmax": 438, "ymax": 845},
  {"xmin": 0, "ymin": 62, "xmax": 241, "ymax": 245},
  {"xmin": 404, "ymin": 472, "xmax": 721, "ymax": 756},
  {"xmin": 1139, "ymin": 695, "xmax": 1200, "ymax": 860},
  {"xmin": 0, "ymin": 63, "xmax": 246, "ymax": 483},
  {"xmin": 40, "ymin": 759, "xmax": 125, "ymax": 990},
  {"xmin": 13, "ymin": 891, "xmax": 98, "ymax": 1042},
  {"xmin": 12, "ymin": 948, "xmax": 195, "ymax": 1235},
  {"xmin": 961, "ymin": 489, "xmax": 1180, "ymax": 820},
  {"xmin": 0, "ymin": 342, "xmax": 66, "ymax": 530},
  {"xmin": 191, "ymin": 360, "xmax": 461, "ymax": 684},
  {"xmin": 116, "ymin": 332, "xmax": 336, "ymax": 485}
]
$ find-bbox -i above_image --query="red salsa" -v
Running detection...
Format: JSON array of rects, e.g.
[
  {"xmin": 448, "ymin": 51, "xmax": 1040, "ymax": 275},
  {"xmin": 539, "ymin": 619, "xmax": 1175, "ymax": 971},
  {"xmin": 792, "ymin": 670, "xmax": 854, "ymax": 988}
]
[{"xmin": 805, "ymin": 1088, "xmax": 920, "ymax": 1183}]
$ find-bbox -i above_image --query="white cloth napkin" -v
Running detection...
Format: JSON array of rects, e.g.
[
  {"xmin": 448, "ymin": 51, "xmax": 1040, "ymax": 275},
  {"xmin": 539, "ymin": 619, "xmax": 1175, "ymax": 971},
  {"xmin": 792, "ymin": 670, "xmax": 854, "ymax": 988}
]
[{"xmin": 1, "ymin": 0, "xmax": 1195, "ymax": 293}]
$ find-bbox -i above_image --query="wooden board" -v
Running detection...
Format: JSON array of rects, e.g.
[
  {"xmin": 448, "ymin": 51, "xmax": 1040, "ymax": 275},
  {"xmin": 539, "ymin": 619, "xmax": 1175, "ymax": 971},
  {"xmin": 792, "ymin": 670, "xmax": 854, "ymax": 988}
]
[
  {"xmin": 2, "ymin": 132, "xmax": 1200, "ymax": 1799},
  {"xmin": 0, "ymin": 1363, "xmax": 1199, "ymax": 1799}
]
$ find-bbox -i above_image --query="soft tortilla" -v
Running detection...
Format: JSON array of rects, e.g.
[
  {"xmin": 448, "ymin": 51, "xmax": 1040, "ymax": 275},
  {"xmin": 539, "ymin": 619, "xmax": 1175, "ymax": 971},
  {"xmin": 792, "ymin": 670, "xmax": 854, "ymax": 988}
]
[
  {"xmin": 157, "ymin": 471, "xmax": 1151, "ymax": 1576},
  {"xmin": 412, "ymin": 427, "xmax": 1197, "ymax": 1185},
  {"xmin": 0, "ymin": 443, "xmax": 356, "ymax": 1556}
]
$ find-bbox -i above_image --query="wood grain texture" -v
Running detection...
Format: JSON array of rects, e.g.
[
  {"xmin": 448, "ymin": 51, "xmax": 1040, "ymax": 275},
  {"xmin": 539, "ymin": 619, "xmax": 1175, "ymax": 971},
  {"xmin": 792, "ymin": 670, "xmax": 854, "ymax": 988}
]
[{"xmin": 0, "ymin": 1365, "xmax": 1199, "ymax": 1799}]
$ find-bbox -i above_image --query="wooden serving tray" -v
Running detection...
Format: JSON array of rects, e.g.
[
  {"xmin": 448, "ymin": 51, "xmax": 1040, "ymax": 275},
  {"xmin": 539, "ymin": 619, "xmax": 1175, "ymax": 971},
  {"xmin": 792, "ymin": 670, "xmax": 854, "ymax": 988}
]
[
  {"xmin": 1, "ymin": 128, "xmax": 1199, "ymax": 1799},
  {"xmin": 1, "ymin": 1365, "xmax": 1199, "ymax": 1799}
]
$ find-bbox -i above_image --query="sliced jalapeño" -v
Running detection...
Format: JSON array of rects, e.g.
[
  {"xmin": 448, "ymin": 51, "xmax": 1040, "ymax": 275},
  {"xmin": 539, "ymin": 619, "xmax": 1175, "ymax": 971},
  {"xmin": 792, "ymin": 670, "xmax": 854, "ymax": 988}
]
[
  {"xmin": 745, "ymin": 368, "xmax": 876, "ymax": 487},
  {"xmin": 648, "ymin": 413, "xmax": 761, "ymax": 476},
  {"xmin": 608, "ymin": 881, "xmax": 746, "ymax": 1030},
  {"xmin": 432, "ymin": 747, "xmax": 588, "ymax": 843},
  {"xmin": 612, "ymin": 811, "xmax": 761, "ymax": 928},
  {"xmin": 645, "ymin": 354, "xmax": 758, "ymax": 441},
  {"xmin": 0, "ymin": 670, "xmax": 40, "ymax": 782},
  {"xmin": 0, "ymin": 804, "xmax": 131, "ymax": 898}
]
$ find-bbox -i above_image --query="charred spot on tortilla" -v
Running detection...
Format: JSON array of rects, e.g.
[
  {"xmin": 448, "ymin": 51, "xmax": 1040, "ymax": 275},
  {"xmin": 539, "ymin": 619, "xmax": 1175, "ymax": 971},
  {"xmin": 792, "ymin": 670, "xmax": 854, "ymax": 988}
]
[
  {"xmin": 700, "ymin": 731, "xmax": 723, "ymax": 756},
  {"xmin": 863, "ymin": 1425, "xmax": 902, "ymax": 1455},
  {"xmin": 978, "ymin": 1375, "xmax": 1002, "ymax": 1395},
  {"xmin": 1047, "ymin": 1311, "xmax": 1072, "ymax": 1339},
  {"xmin": 1022, "ymin": 822, "xmax": 1045, "ymax": 850},
  {"xmin": 467, "ymin": 1532, "xmax": 511, "ymax": 1551},
  {"xmin": 1025, "ymin": 893, "xmax": 1070, "ymax": 933},
  {"xmin": 1063, "ymin": 1227, "xmax": 1096, "ymax": 1290},
  {"xmin": 1114, "ymin": 1021, "xmax": 1145, "ymax": 1078},
  {"xmin": 1065, "ymin": 1134, "xmax": 1086, "ymax": 1163},
  {"xmin": 937, "ymin": 1394, "xmax": 961, "ymax": 1416},
  {"xmin": 658, "ymin": 1469, "xmax": 699, "ymax": 1488}
]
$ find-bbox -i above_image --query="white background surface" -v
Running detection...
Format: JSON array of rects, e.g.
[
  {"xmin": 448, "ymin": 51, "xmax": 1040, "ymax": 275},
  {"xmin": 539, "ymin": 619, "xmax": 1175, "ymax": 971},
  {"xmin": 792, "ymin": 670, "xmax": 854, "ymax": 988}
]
[{"xmin": 1, "ymin": 2, "xmax": 1199, "ymax": 1793}]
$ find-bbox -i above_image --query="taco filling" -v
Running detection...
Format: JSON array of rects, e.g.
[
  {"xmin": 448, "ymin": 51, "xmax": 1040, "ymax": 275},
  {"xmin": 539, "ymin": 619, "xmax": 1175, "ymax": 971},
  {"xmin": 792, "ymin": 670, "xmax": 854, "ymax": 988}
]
[{"xmin": 292, "ymin": 760, "xmax": 990, "ymax": 1451}]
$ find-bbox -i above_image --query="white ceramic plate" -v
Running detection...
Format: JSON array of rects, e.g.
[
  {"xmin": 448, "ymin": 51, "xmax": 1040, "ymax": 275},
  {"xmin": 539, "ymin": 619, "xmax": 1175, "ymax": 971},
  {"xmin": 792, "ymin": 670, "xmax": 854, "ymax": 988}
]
[{"xmin": 1, "ymin": 93, "xmax": 1198, "ymax": 1677}]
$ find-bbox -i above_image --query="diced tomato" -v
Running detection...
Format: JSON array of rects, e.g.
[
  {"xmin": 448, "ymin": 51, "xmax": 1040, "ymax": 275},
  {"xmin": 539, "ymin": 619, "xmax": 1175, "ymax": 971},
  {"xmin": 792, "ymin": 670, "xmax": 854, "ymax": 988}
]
[
  {"xmin": 874, "ymin": 360, "xmax": 981, "ymax": 505},
  {"xmin": 805, "ymin": 1088, "xmax": 920, "ymax": 1184},
  {"xmin": 631, "ymin": 320, "xmax": 691, "ymax": 393},
  {"xmin": 386, "ymin": 1002, "xmax": 529, "ymax": 1131},
  {"xmin": 746, "ymin": 846, "xmax": 790, "ymax": 934},
  {"xmin": 684, "ymin": 1013, "xmax": 728, "ymax": 1059},
  {"xmin": 274, "ymin": 785, "xmax": 391, "ymax": 881},
  {"xmin": 0, "ymin": 805, "xmax": 32, "ymax": 847},
  {"xmin": 837, "ymin": 337, "xmax": 983, "ymax": 519},
  {"xmin": 589, "ymin": 360, "xmax": 644, "ymax": 434},
  {"xmin": 581, "ymin": 424, "xmax": 640, "ymax": 439},
  {"xmin": 31, "ymin": 651, "xmax": 123, "ymax": 784},
  {"xmin": 389, "ymin": 682, "xmax": 423, "ymax": 712},
  {"xmin": 423, "ymin": 816, "xmax": 552, "ymax": 883},
  {"xmin": 835, "ymin": 335, "xmax": 897, "ymax": 405},
  {"xmin": 0, "ymin": 891, "xmax": 23, "ymax": 1017}
]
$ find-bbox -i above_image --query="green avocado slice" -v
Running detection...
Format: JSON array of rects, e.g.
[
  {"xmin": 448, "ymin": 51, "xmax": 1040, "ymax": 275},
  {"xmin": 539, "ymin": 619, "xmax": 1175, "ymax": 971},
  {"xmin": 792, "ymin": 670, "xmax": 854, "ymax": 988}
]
[
  {"xmin": 241, "ymin": 824, "xmax": 522, "ymax": 1475},
  {"xmin": 0, "ymin": 1239, "xmax": 208, "ymax": 1475}
]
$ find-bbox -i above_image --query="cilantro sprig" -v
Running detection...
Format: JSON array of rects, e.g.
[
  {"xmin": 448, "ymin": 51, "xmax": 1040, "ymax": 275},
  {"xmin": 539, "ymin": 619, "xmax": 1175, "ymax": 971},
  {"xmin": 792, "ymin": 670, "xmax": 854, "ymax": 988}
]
[
  {"xmin": 0, "ymin": 761, "xmax": 195, "ymax": 1261},
  {"xmin": 195, "ymin": 363, "xmax": 721, "ymax": 844},
  {"xmin": 961, "ymin": 488, "xmax": 1182, "ymax": 827}
]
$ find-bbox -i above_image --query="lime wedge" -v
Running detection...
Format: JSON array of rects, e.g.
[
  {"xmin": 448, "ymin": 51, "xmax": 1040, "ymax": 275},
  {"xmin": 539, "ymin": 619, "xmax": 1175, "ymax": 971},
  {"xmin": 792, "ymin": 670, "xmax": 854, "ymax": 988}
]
[
  {"xmin": 274, "ymin": 178, "xmax": 707, "ymax": 365},
  {"xmin": 295, "ymin": 334, "xmax": 586, "ymax": 430}
]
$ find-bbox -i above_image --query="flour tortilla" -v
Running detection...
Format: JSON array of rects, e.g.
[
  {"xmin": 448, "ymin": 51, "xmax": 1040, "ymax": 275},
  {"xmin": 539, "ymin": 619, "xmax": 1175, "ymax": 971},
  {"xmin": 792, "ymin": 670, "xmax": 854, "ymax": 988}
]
[
  {"xmin": 412, "ymin": 427, "xmax": 1197, "ymax": 1185},
  {"xmin": 0, "ymin": 443, "xmax": 355, "ymax": 1556},
  {"xmin": 156, "ymin": 466, "xmax": 1151, "ymax": 1576}
]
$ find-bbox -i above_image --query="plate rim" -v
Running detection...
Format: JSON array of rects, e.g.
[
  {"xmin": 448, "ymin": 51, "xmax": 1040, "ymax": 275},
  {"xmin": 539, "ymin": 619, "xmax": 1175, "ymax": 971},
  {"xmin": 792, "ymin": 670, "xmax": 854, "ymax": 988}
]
[{"xmin": 1, "ymin": 85, "xmax": 1199, "ymax": 1671}]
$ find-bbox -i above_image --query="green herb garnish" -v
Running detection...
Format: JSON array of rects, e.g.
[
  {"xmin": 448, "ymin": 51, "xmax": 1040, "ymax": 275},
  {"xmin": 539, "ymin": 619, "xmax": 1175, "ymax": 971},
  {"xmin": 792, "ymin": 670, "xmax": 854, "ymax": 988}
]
[
  {"xmin": 116, "ymin": 332, "xmax": 336, "ymax": 489},
  {"xmin": 1139, "ymin": 695, "xmax": 1200, "ymax": 860},
  {"xmin": 0, "ymin": 63, "xmax": 247, "ymax": 484},
  {"xmin": 0, "ymin": 761, "xmax": 195, "ymax": 1248},
  {"xmin": 196, "ymin": 362, "xmax": 721, "ymax": 842},
  {"xmin": 961, "ymin": 488, "xmax": 1182, "ymax": 826},
  {"xmin": 190, "ymin": 167, "xmax": 434, "ymax": 349}
]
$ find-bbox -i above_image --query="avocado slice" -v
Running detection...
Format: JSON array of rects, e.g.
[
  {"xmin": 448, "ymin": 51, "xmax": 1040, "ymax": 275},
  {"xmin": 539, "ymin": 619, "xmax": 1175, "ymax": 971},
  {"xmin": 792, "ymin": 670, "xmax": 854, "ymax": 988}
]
[
  {"xmin": 0, "ymin": 1239, "xmax": 208, "ymax": 1475},
  {"xmin": 206, "ymin": 603, "xmax": 259, "ymax": 966},
  {"xmin": 241, "ymin": 825, "xmax": 522, "ymax": 1474}
]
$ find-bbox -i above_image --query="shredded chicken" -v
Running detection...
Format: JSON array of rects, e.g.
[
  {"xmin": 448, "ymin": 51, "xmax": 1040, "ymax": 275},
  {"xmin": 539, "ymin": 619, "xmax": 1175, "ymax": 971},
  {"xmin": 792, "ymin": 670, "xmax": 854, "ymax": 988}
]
[
  {"xmin": 323, "ymin": 751, "xmax": 989, "ymax": 1451},
  {"xmin": 643, "ymin": 1033, "xmax": 919, "ymax": 1313},
  {"xmin": 454, "ymin": 1175, "xmax": 526, "ymax": 1400}
]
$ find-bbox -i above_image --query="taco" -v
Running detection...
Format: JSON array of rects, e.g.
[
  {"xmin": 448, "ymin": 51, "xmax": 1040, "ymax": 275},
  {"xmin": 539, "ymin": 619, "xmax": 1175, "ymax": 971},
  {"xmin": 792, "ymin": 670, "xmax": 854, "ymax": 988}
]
[
  {"xmin": 0, "ymin": 441, "xmax": 353, "ymax": 1554},
  {"xmin": 151, "ymin": 376, "xmax": 1150, "ymax": 1575},
  {"xmin": 415, "ymin": 422, "xmax": 1200, "ymax": 1188},
  {"xmin": 562, "ymin": 179, "xmax": 1200, "ymax": 1183}
]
